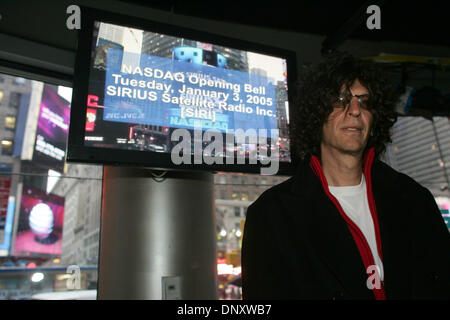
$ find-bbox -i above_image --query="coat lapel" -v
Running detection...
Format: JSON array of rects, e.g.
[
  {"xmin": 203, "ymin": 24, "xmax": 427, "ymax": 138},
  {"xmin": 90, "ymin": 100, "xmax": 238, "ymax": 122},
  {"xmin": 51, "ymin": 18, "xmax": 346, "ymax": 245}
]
[
  {"xmin": 370, "ymin": 161, "xmax": 413, "ymax": 298},
  {"xmin": 280, "ymin": 161, "xmax": 374, "ymax": 298}
]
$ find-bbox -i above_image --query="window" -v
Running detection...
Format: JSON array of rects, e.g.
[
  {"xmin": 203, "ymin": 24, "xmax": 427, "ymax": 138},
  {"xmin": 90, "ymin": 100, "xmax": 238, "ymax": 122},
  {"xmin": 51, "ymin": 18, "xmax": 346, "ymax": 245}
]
[
  {"xmin": 234, "ymin": 207, "xmax": 240, "ymax": 217},
  {"xmin": 9, "ymin": 92, "xmax": 21, "ymax": 108},
  {"xmin": 13, "ymin": 77, "xmax": 26, "ymax": 86},
  {"xmin": 0, "ymin": 72, "xmax": 102, "ymax": 300},
  {"xmin": 4, "ymin": 116, "xmax": 16, "ymax": 130},
  {"xmin": 241, "ymin": 193, "xmax": 248, "ymax": 201},
  {"xmin": 1, "ymin": 139, "xmax": 13, "ymax": 155}
]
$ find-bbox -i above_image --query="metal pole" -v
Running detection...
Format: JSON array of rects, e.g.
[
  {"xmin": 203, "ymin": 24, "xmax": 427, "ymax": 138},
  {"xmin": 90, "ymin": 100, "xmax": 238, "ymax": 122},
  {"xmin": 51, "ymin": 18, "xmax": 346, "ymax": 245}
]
[{"xmin": 97, "ymin": 167, "xmax": 217, "ymax": 299}]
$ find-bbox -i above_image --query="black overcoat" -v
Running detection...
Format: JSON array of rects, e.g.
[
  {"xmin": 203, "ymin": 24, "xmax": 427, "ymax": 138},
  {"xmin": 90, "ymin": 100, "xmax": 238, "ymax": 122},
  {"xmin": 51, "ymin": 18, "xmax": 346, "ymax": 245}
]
[{"xmin": 242, "ymin": 153, "xmax": 450, "ymax": 300}]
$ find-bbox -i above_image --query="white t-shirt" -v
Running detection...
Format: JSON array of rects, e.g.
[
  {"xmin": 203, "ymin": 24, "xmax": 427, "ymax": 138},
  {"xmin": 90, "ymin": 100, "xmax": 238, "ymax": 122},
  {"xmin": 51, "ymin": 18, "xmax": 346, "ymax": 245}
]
[{"xmin": 328, "ymin": 174, "xmax": 384, "ymax": 281}]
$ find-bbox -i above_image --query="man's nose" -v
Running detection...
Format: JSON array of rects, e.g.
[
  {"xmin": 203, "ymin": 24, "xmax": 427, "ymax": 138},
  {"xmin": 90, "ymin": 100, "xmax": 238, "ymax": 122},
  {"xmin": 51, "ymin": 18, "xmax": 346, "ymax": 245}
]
[{"xmin": 347, "ymin": 96, "xmax": 362, "ymax": 117}]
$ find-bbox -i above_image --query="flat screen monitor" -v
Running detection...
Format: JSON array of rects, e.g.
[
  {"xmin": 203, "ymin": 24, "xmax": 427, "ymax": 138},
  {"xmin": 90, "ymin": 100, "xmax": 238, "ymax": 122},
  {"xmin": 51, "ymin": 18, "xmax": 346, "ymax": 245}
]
[{"xmin": 67, "ymin": 7, "xmax": 299, "ymax": 175}]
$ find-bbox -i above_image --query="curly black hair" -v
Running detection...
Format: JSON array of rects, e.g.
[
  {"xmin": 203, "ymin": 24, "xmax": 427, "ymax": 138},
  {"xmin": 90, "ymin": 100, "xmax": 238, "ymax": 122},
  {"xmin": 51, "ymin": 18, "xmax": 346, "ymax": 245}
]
[{"xmin": 290, "ymin": 52, "xmax": 399, "ymax": 161}]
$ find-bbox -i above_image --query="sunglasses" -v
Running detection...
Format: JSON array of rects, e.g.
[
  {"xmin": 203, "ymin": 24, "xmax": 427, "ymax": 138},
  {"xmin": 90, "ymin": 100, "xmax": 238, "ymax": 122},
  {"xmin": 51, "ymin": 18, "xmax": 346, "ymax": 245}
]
[{"xmin": 334, "ymin": 91, "xmax": 372, "ymax": 110}]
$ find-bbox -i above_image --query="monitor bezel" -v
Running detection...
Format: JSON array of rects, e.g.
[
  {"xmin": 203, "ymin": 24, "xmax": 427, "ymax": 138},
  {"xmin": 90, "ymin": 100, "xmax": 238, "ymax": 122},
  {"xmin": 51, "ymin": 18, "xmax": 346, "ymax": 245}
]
[{"xmin": 67, "ymin": 6, "xmax": 300, "ymax": 175}]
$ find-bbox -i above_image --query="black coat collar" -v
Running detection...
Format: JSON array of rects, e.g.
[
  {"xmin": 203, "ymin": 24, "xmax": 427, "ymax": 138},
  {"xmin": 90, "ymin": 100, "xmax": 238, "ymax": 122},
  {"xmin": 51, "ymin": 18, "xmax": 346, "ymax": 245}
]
[{"xmin": 281, "ymin": 154, "xmax": 406, "ymax": 299}]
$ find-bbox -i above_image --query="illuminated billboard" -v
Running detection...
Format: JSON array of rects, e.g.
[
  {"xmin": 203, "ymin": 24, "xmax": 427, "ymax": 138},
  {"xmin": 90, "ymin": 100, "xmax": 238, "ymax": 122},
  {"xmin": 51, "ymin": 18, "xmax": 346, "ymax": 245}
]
[
  {"xmin": 32, "ymin": 85, "xmax": 70, "ymax": 173},
  {"xmin": 13, "ymin": 186, "xmax": 65, "ymax": 256},
  {"xmin": 0, "ymin": 175, "xmax": 14, "ymax": 256}
]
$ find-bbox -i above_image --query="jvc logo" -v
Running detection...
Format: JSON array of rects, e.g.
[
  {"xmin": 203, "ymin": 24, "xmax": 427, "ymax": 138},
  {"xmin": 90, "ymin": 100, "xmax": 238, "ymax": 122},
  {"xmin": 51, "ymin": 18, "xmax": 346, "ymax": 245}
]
[
  {"xmin": 123, "ymin": 113, "xmax": 138, "ymax": 119},
  {"xmin": 105, "ymin": 113, "xmax": 121, "ymax": 119}
]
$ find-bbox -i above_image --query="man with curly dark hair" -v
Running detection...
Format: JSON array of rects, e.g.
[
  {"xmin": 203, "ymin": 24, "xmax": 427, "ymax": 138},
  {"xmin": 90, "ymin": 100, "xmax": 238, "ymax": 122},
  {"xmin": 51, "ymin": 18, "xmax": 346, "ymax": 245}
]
[{"xmin": 242, "ymin": 53, "xmax": 450, "ymax": 300}]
